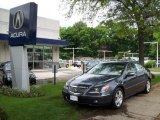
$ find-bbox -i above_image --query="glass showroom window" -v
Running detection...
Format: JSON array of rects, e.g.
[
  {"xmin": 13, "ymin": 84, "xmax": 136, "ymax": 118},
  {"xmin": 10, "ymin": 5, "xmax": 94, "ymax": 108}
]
[
  {"xmin": 27, "ymin": 45, "xmax": 34, "ymax": 69},
  {"xmin": 44, "ymin": 46, "xmax": 52, "ymax": 68},
  {"xmin": 27, "ymin": 45, "xmax": 53, "ymax": 69},
  {"xmin": 34, "ymin": 46, "xmax": 43, "ymax": 69}
]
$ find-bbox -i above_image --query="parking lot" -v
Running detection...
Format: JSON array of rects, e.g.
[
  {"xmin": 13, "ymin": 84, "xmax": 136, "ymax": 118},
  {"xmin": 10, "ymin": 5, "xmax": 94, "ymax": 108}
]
[{"xmin": 33, "ymin": 66, "xmax": 83, "ymax": 84}]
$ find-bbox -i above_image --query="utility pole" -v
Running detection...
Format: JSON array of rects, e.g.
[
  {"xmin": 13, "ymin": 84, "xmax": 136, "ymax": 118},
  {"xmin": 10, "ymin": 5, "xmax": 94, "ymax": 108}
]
[
  {"xmin": 98, "ymin": 50, "xmax": 112, "ymax": 60},
  {"xmin": 64, "ymin": 47, "xmax": 83, "ymax": 63}
]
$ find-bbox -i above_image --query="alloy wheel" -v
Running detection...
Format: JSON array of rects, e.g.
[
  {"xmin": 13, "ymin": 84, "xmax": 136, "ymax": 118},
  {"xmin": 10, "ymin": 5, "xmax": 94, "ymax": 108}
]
[
  {"xmin": 113, "ymin": 88, "xmax": 124, "ymax": 108},
  {"xmin": 146, "ymin": 80, "xmax": 151, "ymax": 93}
]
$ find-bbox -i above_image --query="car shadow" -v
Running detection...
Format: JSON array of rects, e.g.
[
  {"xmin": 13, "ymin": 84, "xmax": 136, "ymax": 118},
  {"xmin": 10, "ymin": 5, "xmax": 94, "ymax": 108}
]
[{"xmin": 68, "ymin": 102, "xmax": 130, "ymax": 120}]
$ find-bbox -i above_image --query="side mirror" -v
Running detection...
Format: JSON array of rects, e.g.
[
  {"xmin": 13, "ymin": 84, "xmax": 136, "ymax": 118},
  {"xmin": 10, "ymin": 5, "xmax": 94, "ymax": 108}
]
[{"xmin": 126, "ymin": 72, "xmax": 135, "ymax": 78}]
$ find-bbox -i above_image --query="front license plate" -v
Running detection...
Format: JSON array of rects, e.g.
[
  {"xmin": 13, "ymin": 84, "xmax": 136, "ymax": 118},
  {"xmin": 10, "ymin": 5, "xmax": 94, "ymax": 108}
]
[{"xmin": 70, "ymin": 95, "xmax": 78, "ymax": 101}]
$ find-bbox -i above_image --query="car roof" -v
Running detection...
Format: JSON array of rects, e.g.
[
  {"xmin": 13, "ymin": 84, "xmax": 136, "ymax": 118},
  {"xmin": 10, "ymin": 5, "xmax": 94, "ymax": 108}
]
[{"xmin": 100, "ymin": 61, "xmax": 138, "ymax": 64}]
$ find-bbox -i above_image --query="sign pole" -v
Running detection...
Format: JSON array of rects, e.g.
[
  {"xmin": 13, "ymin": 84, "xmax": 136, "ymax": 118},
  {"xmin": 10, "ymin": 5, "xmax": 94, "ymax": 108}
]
[{"xmin": 54, "ymin": 64, "xmax": 56, "ymax": 85}]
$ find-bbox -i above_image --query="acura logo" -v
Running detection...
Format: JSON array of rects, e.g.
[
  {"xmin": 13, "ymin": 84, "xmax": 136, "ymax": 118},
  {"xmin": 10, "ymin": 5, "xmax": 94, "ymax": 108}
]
[{"xmin": 13, "ymin": 11, "xmax": 24, "ymax": 29}]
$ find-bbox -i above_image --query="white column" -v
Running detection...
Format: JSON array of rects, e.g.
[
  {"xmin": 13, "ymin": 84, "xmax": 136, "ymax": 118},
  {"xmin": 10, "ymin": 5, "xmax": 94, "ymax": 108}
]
[
  {"xmin": 52, "ymin": 46, "xmax": 59, "ymax": 63},
  {"xmin": 10, "ymin": 46, "xmax": 30, "ymax": 92}
]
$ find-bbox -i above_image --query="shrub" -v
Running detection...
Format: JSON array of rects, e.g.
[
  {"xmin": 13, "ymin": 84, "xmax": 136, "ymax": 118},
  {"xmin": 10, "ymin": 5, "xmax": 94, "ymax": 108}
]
[
  {"xmin": 144, "ymin": 61, "xmax": 156, "ymax": 68},
  {"xmin": 0, "ymin": 86, "xmax": 44, "ymax": 98},
  {"xmin": 0, "ymin": 108, "xmax": 7, "ymax": 120}
]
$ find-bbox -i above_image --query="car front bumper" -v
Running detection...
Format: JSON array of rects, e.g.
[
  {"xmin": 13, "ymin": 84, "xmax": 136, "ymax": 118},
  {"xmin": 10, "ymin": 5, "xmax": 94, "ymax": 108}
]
[{"xmin": 62, "ymin": 90, "xmax": 113, "ymax": 106}]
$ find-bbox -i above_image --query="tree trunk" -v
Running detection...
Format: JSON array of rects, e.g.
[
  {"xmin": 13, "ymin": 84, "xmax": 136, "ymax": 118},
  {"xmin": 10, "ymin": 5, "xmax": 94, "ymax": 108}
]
[{"xmin": 138, "ymin": 28, "xmax": 144, "ymax": 65}]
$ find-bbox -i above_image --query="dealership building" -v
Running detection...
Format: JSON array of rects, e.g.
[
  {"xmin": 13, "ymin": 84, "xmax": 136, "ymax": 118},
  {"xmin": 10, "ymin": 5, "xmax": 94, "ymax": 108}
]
[{"xmin": 0, "ymin": 8, "xmax": 68, "ymax": 69}]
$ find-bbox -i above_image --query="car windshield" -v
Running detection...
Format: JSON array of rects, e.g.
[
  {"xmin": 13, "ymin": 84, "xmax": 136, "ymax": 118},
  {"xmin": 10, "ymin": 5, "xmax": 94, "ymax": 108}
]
[
  {"xmin": 4, "ymin": 63, "xmax": 11, "ymax": 71},
  {"xmin": 87, "ymin": 63, "xmax": 126, "ymax": 75},
  {"xmin": 87, "ymin": 61, "xmax": 99, "ymax": 67}
]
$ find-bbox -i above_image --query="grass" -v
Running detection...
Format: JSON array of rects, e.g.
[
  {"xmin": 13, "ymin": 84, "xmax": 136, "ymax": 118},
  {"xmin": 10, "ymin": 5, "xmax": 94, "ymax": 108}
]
[
  {"xmin": 0, "ymin": 82, "xmax": 80, "ymax": 120},
  {"xmin": 149, "ymin": 67, "xmax": 160, "ymax": 72},
  {"xmin": 0, "ymin": 75, "xmax": 160, "ymax": 120},
  {"xmin": 152, "ymin": 74, "xmax": 160, "ymax": 85}
]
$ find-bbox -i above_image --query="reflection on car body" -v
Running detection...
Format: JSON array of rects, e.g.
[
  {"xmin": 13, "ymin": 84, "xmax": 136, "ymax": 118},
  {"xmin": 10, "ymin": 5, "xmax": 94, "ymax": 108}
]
[
  {"xmin": 86, "ymin": 60, "xmax": 100, "ymax": 70},
  {"xmin": 62, "ymin": 61, "xmax": 151, "ymax": 108}
]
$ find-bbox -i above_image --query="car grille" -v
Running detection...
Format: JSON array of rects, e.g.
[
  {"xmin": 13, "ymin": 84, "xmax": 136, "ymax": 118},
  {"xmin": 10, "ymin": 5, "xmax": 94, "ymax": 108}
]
[{"xmin": 69, "ymin": 85, "xmax": 89, "ymax": 94}]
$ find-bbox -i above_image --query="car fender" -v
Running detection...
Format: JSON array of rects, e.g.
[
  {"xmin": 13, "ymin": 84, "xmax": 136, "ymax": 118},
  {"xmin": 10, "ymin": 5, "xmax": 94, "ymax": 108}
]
[{"xmin": 107, "ymin": 80, "xmax": 125, "ymax": 97}]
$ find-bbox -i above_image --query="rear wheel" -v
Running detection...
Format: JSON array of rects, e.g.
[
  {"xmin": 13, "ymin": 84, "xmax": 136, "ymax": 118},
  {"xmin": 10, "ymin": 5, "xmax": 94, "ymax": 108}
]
[
  {"xmin": 0, "ymin": 81, "xmax": 3, "ymax": 88},
  {"xmin": 144, "ymin": 80, "xmax": 151, "ymax": 94},
  {"xmin": 112, "ymin": 88, "xmax": 124, "ymax": 109}
]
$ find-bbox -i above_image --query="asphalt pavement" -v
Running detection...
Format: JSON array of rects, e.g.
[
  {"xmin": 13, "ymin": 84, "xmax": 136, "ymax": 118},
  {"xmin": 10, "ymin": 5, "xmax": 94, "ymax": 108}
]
[
  {"xmin": 151, "ymin": 71, "xmax": 160, "ymax": 75},
  {"xmin": 33, "ymin": 66, "xmax": 83, "ymax": 84}
]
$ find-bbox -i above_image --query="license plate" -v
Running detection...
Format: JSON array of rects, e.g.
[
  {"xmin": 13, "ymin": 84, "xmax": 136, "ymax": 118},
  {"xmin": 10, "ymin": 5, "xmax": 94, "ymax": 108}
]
[{"xmin": 70, "ymin": 95, "xmax": 78, "ymax": 101}]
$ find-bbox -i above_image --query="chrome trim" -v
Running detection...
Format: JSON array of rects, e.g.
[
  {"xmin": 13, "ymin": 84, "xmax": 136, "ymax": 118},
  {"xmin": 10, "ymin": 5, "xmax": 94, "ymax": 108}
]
[{"xmin": 69, "ymin": 85, "xmax": 89, "ymax": 94}]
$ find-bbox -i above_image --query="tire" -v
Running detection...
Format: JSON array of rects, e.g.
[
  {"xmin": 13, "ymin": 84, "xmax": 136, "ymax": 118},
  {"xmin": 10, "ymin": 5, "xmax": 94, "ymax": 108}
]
[
  {"xmin": 144, "ymin": 80, "xmax": 151, "ymax": 94},
  {"xmin": 2, "ymin": 77, "xmax": 6, "ymax": 85},
  {"xmin": 66, "ymin": 64, "xmax": 69, "ymax": 68},
  {"xmin": 0, "ymin": 81, "xmax": 3, "ymax": 88},
  {"xmin": 112, "ymin": 88, "xmax": 124, "ymax": 109}
]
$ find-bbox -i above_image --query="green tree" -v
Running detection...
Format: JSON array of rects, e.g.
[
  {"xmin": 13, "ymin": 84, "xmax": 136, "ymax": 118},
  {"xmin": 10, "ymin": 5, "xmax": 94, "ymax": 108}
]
[
  {"xmin": 101, "ymin": 20, "xmax": 138, "ymax": 56},
  {"xmin": 60, "ymin": 21, "xmax": 138, "ymax": 59},
  {"xmin": 61, "ymin": 0, "xmax": 160, "ymax": 65},
  {"xmin": 60, "ymin": 21, "xmax": 111, "ymax": 59}
]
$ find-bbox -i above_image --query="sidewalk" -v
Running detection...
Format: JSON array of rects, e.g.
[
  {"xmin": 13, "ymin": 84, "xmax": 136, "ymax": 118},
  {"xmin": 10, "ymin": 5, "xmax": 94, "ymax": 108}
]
[{"xmin": 32, "ymin": 66, "xmax": 83, "ymax": 83}]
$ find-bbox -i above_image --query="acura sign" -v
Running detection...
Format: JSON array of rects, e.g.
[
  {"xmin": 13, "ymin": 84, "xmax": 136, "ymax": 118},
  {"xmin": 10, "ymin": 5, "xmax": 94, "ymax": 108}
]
[
  {"xmin": 9, "ymin": 2, "xmax": 37, "ymax": 46},
  {"xmin": 10, "ymin": 10, "xmax": 26, "ymax": 38}
]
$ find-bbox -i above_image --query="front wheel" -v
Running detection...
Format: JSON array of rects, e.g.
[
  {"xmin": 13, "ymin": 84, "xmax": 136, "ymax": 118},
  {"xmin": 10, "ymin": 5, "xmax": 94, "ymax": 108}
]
[
  {"xmin": 112, "ymin": 88, "xmax": 124, "ymax": 109},
  {"xmin": 144, "ymin": 80, "xmax": 151, "ymax": 94}
]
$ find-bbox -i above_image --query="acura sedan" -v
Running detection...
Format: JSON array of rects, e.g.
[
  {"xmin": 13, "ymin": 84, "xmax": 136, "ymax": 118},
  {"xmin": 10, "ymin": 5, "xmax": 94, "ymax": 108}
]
[
  {"xmin": 62, "ymin": 61, "xmax": 151, "ymax": 108},
  {"xmin": 0, "ymin": 61, "xmax": 36, "ymax": 87}
]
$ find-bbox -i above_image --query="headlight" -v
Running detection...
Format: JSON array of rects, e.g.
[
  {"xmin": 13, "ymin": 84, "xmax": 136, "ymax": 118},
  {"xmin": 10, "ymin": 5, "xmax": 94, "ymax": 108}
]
[
  {"xmin": 101, "ymin": 85, "xmax": 110, "ymax": 93},
  {"xmin": 88, "ymin": 85, "xmax": 110, "ymax": 95},
  {"xmin": 88, "ymin": 87, "xmax": 101, "ymax": 94},
  {"xmin": 7, "ymin": 73, "xmax": 12, "ymax": 81}
]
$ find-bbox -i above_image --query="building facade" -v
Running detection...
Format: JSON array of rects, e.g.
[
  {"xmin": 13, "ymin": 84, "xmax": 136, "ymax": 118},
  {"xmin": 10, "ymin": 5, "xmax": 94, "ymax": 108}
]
[{"xmin": 0, "ymin": 8, "xmax": 68, "ymax": 69}]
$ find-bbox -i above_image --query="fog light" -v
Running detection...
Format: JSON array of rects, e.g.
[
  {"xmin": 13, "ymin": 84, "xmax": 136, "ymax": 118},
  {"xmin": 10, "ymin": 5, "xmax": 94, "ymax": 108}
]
[{"xmin": 93, "ymin": 100, "xmax": 98, "ymax": 103}]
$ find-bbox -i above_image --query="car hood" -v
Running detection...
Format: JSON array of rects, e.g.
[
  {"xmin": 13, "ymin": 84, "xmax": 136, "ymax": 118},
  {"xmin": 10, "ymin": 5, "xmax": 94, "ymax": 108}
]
[{"xmin": 69, "ymin": 73, "xmax": 119, "ymax": 86}]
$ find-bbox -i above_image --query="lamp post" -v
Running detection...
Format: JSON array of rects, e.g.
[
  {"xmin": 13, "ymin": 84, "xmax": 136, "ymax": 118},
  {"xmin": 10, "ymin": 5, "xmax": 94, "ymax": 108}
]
[
  {"xmin": 144, "ymin": 42, "xmax": 159, "ymax": 67},
  {"xmin": 64, "ymin": 47, "xmax": 83, "ymax": 63},
  {"xmin": 98, "ymin": 50, "xmax": 112, "ymax": 60}
]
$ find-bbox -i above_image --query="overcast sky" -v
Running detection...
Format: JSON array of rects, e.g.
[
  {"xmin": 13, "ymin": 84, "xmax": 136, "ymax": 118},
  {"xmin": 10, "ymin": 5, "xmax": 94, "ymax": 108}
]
[{"xmin": 0, "ymin": 0, "xmax": 86, "ymax": 27}]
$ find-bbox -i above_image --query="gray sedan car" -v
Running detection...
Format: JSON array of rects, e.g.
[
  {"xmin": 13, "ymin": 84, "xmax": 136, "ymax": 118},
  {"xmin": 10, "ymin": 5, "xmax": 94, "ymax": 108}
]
[{"xmin": 62, "ymin": 61, "xmax": 151, "ymax": 108}]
